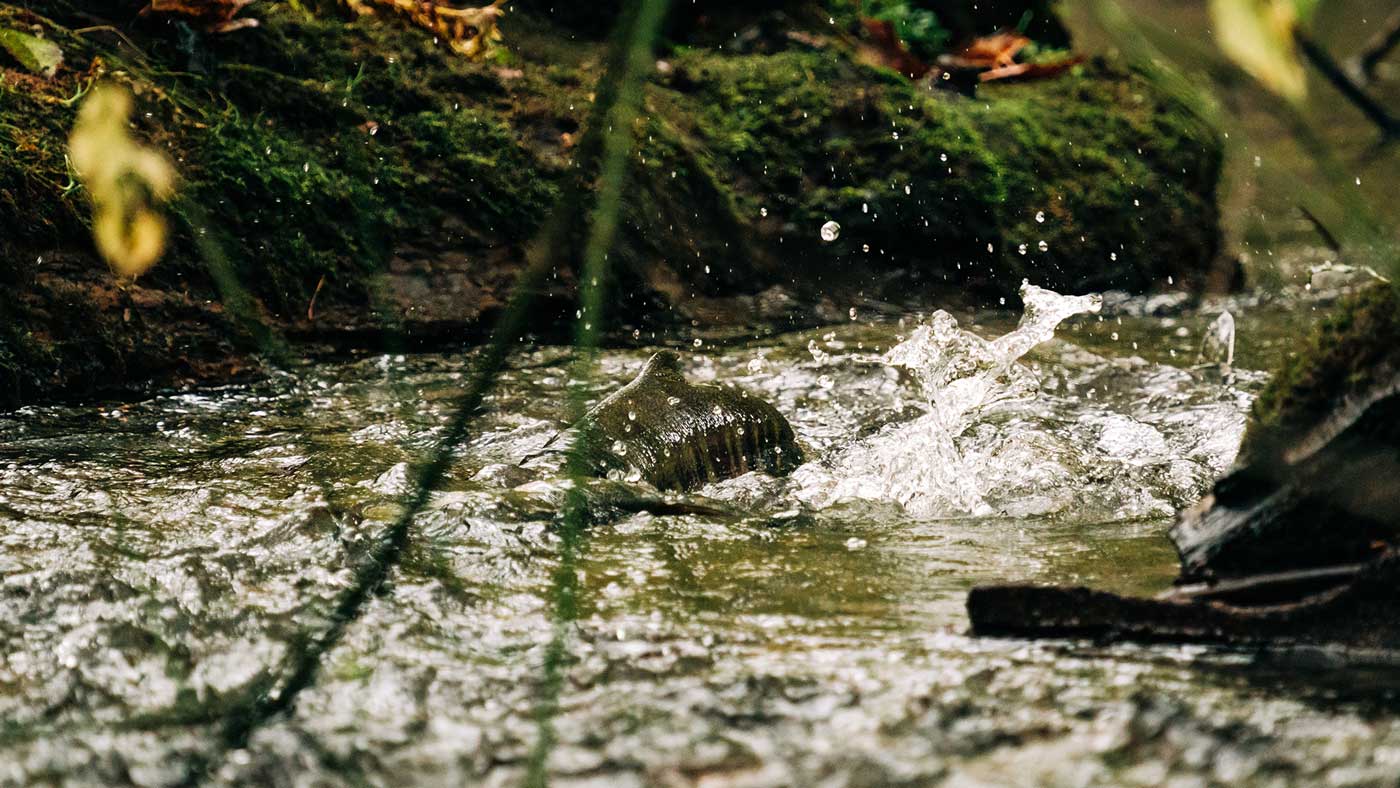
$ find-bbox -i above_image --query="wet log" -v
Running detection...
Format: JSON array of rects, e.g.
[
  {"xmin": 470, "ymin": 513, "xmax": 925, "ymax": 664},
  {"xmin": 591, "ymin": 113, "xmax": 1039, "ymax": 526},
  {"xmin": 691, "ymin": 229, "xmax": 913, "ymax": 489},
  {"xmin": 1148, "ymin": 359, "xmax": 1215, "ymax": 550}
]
[{"xmin": 967, "ymin": 552, "xmax": 1400, "ymax": 651}]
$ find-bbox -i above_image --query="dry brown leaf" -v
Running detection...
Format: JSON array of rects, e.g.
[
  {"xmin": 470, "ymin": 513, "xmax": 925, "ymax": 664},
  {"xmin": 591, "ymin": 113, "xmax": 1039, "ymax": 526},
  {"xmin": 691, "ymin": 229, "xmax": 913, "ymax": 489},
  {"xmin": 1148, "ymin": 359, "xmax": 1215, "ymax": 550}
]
[
  {"xmin": 858, "ymin": 17, "xmax": 931, "ymax": 79},
  {"xmin": 941, "ymin": 32, "xmax": 1030, "ymax": 71},
  {"xmin": 342, "ymin": 0, "xmax": 506, "ymax": 61},
  {"xmin": 939, "ymin": 32, "xmax": 1081, "ymax": 83},
  {"xmin": 141, "ymin": 0, "xmax": 260, "ymax": 33}
]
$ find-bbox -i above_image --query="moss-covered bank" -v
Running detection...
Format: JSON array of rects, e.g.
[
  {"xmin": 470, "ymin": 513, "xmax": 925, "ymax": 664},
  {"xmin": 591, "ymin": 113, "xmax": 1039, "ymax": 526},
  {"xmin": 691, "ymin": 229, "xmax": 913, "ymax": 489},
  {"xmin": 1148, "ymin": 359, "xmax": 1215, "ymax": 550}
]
[
  {"xmin": 0, "ymin": 0, "xmax": 1223, "ymax": 406},
  {"xmin": 1240, "ymin": 282, "xmax": 1400, "ymax": 467}
]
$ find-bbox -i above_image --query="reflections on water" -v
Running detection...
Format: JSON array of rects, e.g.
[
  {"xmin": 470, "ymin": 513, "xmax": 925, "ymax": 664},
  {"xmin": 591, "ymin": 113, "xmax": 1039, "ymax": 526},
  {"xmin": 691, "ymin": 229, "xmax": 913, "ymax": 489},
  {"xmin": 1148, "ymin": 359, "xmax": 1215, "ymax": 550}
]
[{"xmin": 4, "ymin": 289, "xmax": 1395, "ymax": 787}]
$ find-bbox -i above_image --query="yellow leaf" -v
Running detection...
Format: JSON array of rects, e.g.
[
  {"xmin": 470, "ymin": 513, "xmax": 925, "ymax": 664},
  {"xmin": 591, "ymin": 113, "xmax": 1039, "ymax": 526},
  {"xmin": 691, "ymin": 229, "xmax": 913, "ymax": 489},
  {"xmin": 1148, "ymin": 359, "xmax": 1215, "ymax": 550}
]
[
  {"xmin": 69, "ymin": 84, "xmax": 178, "ymax": 279},
  {"xmin": 1210, "ymin": 0, "xmax": 1306, "ymax": 100}
]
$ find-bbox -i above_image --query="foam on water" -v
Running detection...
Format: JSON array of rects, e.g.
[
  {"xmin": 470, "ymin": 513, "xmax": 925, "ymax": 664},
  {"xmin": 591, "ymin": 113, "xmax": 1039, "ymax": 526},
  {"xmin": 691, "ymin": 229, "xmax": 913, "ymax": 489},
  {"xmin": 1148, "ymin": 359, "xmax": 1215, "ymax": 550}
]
[{"xmin": 791, "ymin": 281, "xmax": 1252, "ymax": 518}]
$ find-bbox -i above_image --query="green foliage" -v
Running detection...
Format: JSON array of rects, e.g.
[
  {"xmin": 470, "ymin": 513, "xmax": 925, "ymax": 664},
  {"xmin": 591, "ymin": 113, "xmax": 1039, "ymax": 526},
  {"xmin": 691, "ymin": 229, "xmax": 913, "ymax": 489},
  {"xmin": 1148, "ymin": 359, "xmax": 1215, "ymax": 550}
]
[
  {"xmin": 862, "ymin": 0, "xmax": 951, "ymax": 61},
  {"xmin": 0, "ymin": 27, "xmax": 62, "ymax": 77}
]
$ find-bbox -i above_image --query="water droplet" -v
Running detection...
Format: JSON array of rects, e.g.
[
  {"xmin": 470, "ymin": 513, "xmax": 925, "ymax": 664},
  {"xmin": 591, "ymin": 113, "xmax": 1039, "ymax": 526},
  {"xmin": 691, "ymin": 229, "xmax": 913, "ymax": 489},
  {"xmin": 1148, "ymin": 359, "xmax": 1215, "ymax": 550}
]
[
  {"xmin": 611, "ymin": 440, "xmax": 628, "ymax": 456},
  {"xmin": 693, "ymin": 338, "xmax": 703, "ymax": 348},
  {"xmin": 627, "ymin": 410, "xmax": 636, "ymax": 421},
  {"xmin": 1110, "ymin": 252, "xmax": 1118, "ymax": 261},
  {"xmin": 862, "ymin": 244, "xmax": 870, "ymax": 253},
  {"xmin": 760, "ymin": 207, "xmax": 768, "ymax": 217},
  {"xmin": 849, "ymin": 307, "xmax": 858, "ymax": 320},
  {"xmin": 1038, "ymin": 240, "xmax": 1049, "ymax": 252},
  {"xmin": 666, "ymin": 396, "xmax": 681, "ymax": 406},
  {"xmin": 1018, "ymin": 243, "xmax": 1028, "ymax": 255},
  {"xmin": 820, "ymin": 221, "xmax": 841, "ymax": 242},
  {"xmin": 1035, "ymin": 211, "xmax": 1045, "ymax": 223},
  {"xmin": 939, "ymin": 153, "xmax": 948, "ymax": 162}
]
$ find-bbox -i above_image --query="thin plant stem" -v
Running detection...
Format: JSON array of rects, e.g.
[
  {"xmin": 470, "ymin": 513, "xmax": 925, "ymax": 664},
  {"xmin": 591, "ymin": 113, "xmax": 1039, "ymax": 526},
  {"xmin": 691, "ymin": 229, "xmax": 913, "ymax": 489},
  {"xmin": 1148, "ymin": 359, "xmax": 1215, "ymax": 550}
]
[{"xmin": 525, "ymin": 0, "xmax": 672, "ymax": 784}]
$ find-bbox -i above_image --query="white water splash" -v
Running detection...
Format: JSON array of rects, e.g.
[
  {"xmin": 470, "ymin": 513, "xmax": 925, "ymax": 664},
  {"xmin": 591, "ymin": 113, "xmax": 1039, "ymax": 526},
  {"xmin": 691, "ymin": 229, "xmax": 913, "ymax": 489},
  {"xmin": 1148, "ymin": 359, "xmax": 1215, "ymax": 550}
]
[
  {"xmin": 1198, "ymin": 311, "xmax": 1235, "ymax": 369},
  {"xmin": 795, "ymin": 281, "xmax": 1102, "ymax": 516}
]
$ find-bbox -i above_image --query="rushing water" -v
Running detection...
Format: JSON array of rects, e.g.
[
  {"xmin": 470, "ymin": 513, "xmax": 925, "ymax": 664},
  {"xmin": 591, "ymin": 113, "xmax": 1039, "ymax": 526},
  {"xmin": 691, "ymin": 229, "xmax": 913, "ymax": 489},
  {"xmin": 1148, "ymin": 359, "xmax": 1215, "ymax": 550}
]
[{"xmin": 6, "ymin": 284, "xmax": 1400, "ymax": 787}]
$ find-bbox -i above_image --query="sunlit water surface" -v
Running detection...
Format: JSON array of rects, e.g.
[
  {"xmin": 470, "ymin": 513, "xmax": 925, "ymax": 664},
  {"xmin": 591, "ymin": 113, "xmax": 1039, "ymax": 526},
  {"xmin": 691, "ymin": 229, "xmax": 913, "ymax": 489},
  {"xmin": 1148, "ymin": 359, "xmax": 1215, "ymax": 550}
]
[{"xmin": 5, "ymin": 292, "xmax": 1400, "ymax": 787}]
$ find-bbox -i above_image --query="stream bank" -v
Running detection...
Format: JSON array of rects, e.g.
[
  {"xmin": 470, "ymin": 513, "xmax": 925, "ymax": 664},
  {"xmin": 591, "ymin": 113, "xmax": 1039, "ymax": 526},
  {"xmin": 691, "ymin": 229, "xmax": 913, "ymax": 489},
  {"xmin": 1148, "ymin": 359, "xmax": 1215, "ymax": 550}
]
[{"xmin": 1, "ymin": 0, "xmax": 1225, "ymax": 406}]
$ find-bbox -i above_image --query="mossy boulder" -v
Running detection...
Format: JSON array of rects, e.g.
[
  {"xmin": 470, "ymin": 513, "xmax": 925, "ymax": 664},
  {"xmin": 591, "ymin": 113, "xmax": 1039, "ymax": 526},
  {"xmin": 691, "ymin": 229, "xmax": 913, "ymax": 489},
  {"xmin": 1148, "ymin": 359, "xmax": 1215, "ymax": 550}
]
[
  {"xmin": 654, "ymin": 48, "xmax": 1221, "ymax": 297},
  {"xmin": 568, "ymin": 350, "xmax": 803, "ymax": 490},
  {"xmin": 1, "ymin": 0, "xmax": 1223, "ymax": 406}
]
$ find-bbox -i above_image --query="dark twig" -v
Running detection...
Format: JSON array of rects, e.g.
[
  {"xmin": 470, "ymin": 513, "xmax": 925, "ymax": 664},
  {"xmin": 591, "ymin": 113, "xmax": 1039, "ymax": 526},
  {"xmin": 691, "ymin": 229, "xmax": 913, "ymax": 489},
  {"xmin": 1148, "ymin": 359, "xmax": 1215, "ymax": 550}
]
[
  {"xmin": 1295, "ymin": 30, "xmax": 1400, "ymax": 139},
  {"xmin": 1298, "ymin": 205, "xmax": 1342, "ymax": 252},
  {"xmin": 1349, "ymin": 6, "xmax": 1400, "ymax": 85}
]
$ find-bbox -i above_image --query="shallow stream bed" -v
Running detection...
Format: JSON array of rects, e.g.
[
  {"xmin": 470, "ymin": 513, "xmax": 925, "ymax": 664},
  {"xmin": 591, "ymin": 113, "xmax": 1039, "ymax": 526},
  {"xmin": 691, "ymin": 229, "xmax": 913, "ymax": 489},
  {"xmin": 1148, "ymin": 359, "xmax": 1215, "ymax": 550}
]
[{"xmin": 4, "ymin": 292, "xmax": 1400, "ymax": 787}]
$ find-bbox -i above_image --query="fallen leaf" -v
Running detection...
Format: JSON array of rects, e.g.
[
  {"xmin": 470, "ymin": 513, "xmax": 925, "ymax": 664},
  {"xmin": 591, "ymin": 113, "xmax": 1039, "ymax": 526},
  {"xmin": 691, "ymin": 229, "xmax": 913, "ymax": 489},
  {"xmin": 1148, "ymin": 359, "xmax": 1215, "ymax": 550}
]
[
  {"xmin": 0, "ymin": 28, "xmax": 63, "ymax": 78},
  {"xmin": 938, "ymin": 31, "xmax": 1081, "ymax": 84},
  {"xmin": 941, "ymin": 32, "xmax": 1030, "ymax": 71},
  {"xmin": 343, "ymin": 0, "xmax": 507, "ymax": 61},
  {"xmin": 142, "ymin": 0, "xmax": 260, "ymax": 33},
  {"xmin": 859, "ymin": 17, "xmax": 931, "ymax": 79},
  {"xmin": 980, "ymin": 56, "xmax": 1084, "ymax": 83}
]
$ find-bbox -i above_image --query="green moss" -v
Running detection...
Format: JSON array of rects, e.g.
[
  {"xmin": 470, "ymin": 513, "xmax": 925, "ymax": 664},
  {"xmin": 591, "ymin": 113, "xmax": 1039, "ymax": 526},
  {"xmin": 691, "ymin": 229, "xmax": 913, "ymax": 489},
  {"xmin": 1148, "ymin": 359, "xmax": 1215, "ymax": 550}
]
[
  {"xmin": 660, "ymin": 49, "xmax": 1221, "ymax": 296},
  {"xmin": 1241, "ymin": 283, "xmax": 1400, "ymax": 466},
  {"xmin": 0, "ymin": 0, "xmax": 1224, "ymax": 404}
]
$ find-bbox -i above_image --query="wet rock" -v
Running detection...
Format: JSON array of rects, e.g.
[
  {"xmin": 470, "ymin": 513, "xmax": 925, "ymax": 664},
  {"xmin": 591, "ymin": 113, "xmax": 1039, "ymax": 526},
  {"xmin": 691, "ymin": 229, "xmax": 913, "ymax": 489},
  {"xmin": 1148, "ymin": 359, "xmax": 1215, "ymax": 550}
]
[
  {"xmin": 967, "ymin": 284, "xmax": 1400, "ymax": 652},
  {"xmin": 565, "ymin": 351, "xmax": 803, "ymax": 491}
]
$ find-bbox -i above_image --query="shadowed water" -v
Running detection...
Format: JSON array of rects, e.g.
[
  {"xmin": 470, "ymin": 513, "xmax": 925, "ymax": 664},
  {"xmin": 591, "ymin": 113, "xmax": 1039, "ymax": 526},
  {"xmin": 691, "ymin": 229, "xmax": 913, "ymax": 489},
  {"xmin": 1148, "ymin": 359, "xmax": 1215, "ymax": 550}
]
[{"xmin": 6, "ymin": 290, "xmax": 1400, "ymax": 787}]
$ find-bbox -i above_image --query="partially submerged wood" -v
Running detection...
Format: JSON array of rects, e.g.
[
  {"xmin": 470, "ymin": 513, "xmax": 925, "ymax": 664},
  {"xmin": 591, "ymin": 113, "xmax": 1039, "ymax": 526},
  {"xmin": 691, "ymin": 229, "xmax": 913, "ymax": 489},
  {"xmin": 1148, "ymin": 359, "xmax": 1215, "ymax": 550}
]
[
  {"xmin": 1171, "ymin": 367, "xmax": 1400, "ymax": 583},
  {"xmin": 559, "ymin": 351, "xmax": 803, "ymax": 491},
  {"xmin": 967, "ymin": 551, "xmax": 1400, "ymax": 650}
]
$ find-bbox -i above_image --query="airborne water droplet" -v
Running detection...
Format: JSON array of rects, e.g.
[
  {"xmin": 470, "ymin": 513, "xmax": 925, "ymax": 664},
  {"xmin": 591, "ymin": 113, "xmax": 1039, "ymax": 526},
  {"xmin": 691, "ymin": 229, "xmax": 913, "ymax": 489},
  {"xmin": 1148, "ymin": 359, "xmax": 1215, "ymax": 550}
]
[
  {"xmin": 1035, "ymin": 211, "xmax": 1045, "ymax": 223},
  {"xmin": 820, "ymin": 221, "xmax": 841, "ymax": 242},
  {"xmin": 1038, "ymin": 240, "xmax": 1049, "ymax": 252}
]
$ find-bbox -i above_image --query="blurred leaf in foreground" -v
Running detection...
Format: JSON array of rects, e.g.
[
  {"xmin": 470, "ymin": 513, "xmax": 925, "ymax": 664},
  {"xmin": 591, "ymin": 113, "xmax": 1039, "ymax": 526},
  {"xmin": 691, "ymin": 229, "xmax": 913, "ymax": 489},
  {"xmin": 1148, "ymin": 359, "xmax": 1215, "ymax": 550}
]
[
  {"xmin": 1209, "ymin": 0, "xmax": 1308, "ymax": 100},
  {"xmin": 0, "ymin": 28, "xmax": 63, "ymax": 78},
  {"xmin": 343, "ymin": 0, "xmax": 506, "ymax": 61},
  {"xmin": 69, "ymin": 84, "xmax": 178, "ymax": 279}
]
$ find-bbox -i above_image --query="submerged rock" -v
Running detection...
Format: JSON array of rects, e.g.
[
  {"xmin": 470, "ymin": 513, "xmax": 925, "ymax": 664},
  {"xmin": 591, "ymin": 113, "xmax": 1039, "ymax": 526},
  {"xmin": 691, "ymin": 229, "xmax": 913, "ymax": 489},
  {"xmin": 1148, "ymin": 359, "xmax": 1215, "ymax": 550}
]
[
  {"xmin": 564, "ymin": 351, "xmax": 802, "ymax": 491},
  {"xmin": 967, "ymin": 284, "xmax": 1400, "ymax": 652}
]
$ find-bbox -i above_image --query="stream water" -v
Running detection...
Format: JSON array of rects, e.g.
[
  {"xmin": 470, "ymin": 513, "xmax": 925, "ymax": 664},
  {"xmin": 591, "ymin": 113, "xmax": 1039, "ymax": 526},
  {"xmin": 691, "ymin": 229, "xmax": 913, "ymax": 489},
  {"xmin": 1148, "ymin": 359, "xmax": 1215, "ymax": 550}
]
[{"xmin": 6, "ymin": 278, "xmax": 1400, "ymax": 787}]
